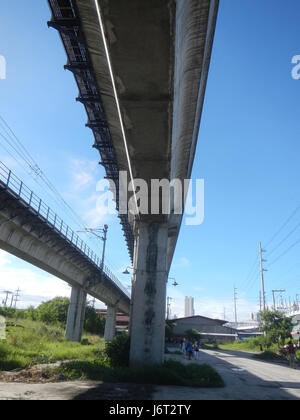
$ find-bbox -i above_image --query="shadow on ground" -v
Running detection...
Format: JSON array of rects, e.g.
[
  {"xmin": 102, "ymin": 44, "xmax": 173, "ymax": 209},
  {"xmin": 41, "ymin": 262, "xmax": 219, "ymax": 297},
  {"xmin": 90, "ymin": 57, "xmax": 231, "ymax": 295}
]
[{"xmin": 72, "ymin": 383, "xmax": 154, "ymax": 400}]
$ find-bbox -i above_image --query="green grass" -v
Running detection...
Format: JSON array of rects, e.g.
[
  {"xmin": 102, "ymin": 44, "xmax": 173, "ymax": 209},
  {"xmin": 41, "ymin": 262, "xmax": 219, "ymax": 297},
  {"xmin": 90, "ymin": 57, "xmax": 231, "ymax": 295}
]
[
  {"xmin": 0, "ymin": 319, "xmax": 105, "ymax": 371},
  {"xmin": 206, "ymin": 338, "xmax": 276, "ymax": 353},
  {"xmin": 0, "ymin": 320, "xmax": 224, "ymax": 388},
  {"xmin": 204, "ymin": 338, "xmax": 300, "ymax": 363},
  {"xmin": 54, "ymin": 359, "xmax": 224, "ymax": 388}
]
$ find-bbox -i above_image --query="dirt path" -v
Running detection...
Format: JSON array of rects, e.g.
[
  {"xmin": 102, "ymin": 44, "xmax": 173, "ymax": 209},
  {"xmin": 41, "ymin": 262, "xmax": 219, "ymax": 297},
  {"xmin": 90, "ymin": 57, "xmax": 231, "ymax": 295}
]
[{"xmin": 154, "ymin": 349, "xmax": 300, "ymax": 400}]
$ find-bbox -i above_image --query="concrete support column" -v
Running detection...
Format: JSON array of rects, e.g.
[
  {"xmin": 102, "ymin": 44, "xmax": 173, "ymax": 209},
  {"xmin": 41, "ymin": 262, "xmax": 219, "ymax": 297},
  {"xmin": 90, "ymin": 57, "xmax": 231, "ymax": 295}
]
[
  {"xmin": 65, "ymin": 285, "xmax": 87, "ymax": 342},
  {"xmin": 130, "ymin": 221, "xmax": 168, "ymax": 366},
  {"xmin": 104, "ymin": 305, "xmax": 117, "ymax": 342}
]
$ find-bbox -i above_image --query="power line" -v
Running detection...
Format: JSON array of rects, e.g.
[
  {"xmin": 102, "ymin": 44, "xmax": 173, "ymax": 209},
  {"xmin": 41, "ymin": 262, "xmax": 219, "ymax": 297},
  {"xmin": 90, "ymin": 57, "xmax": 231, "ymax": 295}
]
[
  {"xmin": 240, "ymin": 255, "xmax": 260, "ymax": 291},
  {"xmin": 0, "ymin": 115, "xmax": 127, "ymax": 279},
  {"xmin": 268, "ymin": 220, "xmax": 300, "ymax": 258},
  {"xmin": 0, "ymin": 115, "xmax": 105, "ymax": 253},
  {"xmin": 268, "ymin": 236, "xmax": 300, "ymax": 268},
  {"xmin": 265, "ymin": 205, "xmax": 300, "ymax": 248}
]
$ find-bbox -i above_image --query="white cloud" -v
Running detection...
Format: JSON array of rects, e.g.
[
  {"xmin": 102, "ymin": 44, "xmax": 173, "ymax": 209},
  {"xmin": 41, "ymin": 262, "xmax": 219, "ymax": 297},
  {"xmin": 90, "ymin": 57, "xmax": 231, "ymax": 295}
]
[
  {"xmin": 69, "ymin": 158, "xmax": 98, "ymax": 192},
  {"xmin": 174, "ymin": 257, "xmax": 191, "ymax": 268},
  {"xmin": 0, "ymin": 251, "xmax": 71, "ymax": 309},
  {"xmin": 0, "ymin": 251, "xmax": 109, "ymax": 310},
  {"xmin": 66, "ymin": 158, "xmax": 115, "ymax": 228}
]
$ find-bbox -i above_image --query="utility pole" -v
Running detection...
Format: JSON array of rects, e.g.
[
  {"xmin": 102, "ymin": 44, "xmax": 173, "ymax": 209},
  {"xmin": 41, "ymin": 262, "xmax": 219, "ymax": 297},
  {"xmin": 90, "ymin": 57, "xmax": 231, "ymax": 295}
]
[
  {"xmin": 9, "ymin": 293, "xmax": 14, "ymax": 308},
  {"xmin": 101, "ymin": 225, "xmax": 108, "ymax": 271},
  {"xmin": 14, "ymin": 288, "xmax": 21, "ymax": 309},
  {"xmin": 77, "ymin": 224, "xmax": 108, "ymax": 271},
  {"xmin": 2, "ymin": 291, "xmax": 12, "ymax": 308},
  {"xmin": 259, "ymin": 242, "xmax": 267, "ymax": 312},
  {"xmin": 259, "ymin": 291, "xmax": 262, "ymax": 312},
  {"xmin": 272, "ymin": 290, "xmax": 285, "ymax": 311},
  {"xmin": 234, "ymin": 286, "xmax": 238, "ymax": 326}
]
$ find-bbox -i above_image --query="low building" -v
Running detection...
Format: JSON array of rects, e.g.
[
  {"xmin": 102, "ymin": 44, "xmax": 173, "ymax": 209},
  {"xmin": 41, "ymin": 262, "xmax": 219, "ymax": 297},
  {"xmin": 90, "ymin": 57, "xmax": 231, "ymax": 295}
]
[
  {"xmin": 169, "ymin": 315, "xmax": 237, "ymax": 344},
  {"xmin": 96, "ymin": 309, "xmax": 129, "ymax": 333}
]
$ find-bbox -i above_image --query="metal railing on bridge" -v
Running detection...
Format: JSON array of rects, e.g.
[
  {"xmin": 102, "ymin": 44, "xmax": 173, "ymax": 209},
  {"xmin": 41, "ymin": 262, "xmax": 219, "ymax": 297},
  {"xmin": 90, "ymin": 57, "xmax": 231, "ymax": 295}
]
[{"xmin": 0, "ymin": 161, "xmax": 130, "ymax": 299}]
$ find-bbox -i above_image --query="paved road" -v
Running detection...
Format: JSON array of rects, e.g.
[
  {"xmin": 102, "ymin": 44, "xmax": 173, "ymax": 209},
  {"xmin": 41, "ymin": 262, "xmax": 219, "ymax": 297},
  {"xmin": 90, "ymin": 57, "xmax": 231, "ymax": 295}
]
[
  {"xmin": 154, "ymin": 349, "xmax": 300, "ymax": 400},
  {"xmin": 0, "ymin": 349, "xmax": 299, "ymax": 400}
]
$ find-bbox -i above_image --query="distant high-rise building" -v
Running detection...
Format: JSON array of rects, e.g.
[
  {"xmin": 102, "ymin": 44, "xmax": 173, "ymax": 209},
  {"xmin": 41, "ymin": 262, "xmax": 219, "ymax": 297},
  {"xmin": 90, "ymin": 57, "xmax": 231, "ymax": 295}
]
[{"xmin": 184, "ymin": 296, "xmax": 195, "ymax": 317}]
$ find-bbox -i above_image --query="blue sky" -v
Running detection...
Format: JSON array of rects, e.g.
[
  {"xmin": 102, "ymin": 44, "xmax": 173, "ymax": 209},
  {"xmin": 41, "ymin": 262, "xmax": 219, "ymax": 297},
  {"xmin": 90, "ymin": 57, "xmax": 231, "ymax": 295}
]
[{"xmin": 0, "ymin": 0, "xmax": 300, "ymax": 320}]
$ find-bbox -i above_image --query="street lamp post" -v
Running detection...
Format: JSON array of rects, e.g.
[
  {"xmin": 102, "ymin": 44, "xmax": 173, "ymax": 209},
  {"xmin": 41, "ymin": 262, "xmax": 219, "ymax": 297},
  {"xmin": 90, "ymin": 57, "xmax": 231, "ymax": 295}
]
[
  {"xmin": 77, "ymin": 225, "xmax": 108, "ymax": 271},
  {"xmin": 168, "ymin": 277, "xmax": 179, "ymax": 287}
]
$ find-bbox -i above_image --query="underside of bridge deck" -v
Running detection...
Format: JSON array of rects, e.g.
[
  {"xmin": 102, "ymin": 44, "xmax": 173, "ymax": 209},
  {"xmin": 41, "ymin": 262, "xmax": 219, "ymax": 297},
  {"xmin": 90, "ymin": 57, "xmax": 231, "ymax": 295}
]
[{"xmin": 48, "ymin": 0, "xmax": 219, "ymax": 364}]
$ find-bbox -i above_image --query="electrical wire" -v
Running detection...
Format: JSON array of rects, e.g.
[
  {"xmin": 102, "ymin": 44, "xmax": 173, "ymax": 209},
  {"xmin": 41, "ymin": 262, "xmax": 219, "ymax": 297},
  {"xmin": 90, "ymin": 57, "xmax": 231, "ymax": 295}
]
[
  {"xmin": 268, "ymin": 221, "xmax": 300, "ymax": 258},
  {"xmin": 0, "ymin": 115, "xmax": 124, "ymax": 276},
  {"xmin": 268, "ymin": 236, "xmax": 300, "ymax": 268},
  {"xmin": 265, "ymin": 205, "xmax": 300, "ymax": 248}
]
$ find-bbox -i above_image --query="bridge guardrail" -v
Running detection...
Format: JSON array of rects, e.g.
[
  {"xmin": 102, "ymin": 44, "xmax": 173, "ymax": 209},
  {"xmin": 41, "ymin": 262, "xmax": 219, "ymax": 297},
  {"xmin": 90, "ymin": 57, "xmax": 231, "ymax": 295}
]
[{"xmin": 0, "ymin": 161, "xmax": 130, "ymax": 299}]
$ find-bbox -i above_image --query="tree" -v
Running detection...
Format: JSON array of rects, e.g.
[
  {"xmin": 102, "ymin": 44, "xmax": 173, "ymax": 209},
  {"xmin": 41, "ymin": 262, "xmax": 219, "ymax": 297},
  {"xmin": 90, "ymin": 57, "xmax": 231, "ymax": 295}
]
[
  {"xmin": 260, "ymin": 309, "xmax": 293, "ymax": 348},
  {"xmin": 36, "ymin": 297, "xmax": 70, "ymax": 325},
  {"xmin": 185, "ymin": 329, "xmax": 201, "ymax": 341},
  {"xmin": 23, "ymin": 306, "xmax": 37, "ymax": 321},
  {"xmin": 22, "ymin": 298, "xmax": 105, "ymax": 336},
  {"xmin": 165, "ymin": 321, "xmax": 174, "ymax": 341}
]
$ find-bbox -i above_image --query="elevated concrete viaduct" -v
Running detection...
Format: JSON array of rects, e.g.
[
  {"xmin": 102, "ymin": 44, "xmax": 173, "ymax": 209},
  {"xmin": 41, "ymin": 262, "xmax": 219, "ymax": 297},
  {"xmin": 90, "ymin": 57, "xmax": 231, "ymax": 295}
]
[
  {"xmin": 48, "ymin": 0, "xmax": 219, "ymax": 364},
  {"xmin": 0, "ymin": 164, "xmax": 130, "ymax": 342}
]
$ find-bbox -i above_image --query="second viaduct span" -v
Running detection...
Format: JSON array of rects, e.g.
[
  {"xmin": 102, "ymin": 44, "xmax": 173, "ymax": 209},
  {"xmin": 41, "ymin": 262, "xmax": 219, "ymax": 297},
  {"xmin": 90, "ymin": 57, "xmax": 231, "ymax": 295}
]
[
  {"xmin": 0, "ymin": 162, "xmax": 130, "ymax": 342},
  {"xmin": 47, "ymin": 0, "xmax": 219, "ymax": 365}
]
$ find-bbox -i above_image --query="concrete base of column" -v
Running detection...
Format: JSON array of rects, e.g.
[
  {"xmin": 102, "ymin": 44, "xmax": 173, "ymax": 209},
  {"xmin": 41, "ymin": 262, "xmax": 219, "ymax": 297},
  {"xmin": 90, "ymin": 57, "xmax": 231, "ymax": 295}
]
[
  {"xmin": 65, "ymin": 285, "xmax": 87, "ymax": 342},
  {"xmin": 104, "ymin": 305, "xmax": 117, "ymax": 342},
  {"xmin": 129, "ymin": 222, "xmax": 168, "ymax": 366}
]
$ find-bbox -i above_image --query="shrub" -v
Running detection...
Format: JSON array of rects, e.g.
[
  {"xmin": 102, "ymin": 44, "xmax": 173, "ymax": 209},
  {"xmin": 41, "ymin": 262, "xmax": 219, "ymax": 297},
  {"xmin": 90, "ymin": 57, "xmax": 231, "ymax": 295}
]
[
  {"xmin": 104, "ymin": 333, "xmax": 130, "ymax": 367},
  {"xmin": 185, "ymin": 329, "xmax": 201, "ymax": 341},
  {"xmin": 56, "ymin": 359, "xmax": 225, "ymax": 388},
  {"xmin": 84, "ymin": 306, "xmax": 105, "ymax": 335}
]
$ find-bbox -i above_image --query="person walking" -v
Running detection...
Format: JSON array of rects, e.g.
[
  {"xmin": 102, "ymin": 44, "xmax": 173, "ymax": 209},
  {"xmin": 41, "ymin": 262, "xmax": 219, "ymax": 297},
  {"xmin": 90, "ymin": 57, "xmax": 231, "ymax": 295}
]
[
  {"xmin": 194, "ymin": 341, "xmax": 200, "ymax": 360},
  {"xmin": 186, "ymin": 340, "xmax": 193, "ymax": 361},
  {"xmin": 181, "ymin": 338, "xmax": 186, "ymax": 358},
  {"xmin": 287, "ymin": 340, "xmax": 296, "ymax": 369}
]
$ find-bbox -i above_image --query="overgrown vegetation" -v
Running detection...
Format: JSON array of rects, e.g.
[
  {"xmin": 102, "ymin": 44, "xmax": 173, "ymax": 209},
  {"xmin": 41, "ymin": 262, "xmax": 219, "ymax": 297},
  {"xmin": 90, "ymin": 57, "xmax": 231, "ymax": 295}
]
[
  {"xmin": 0, "ymin": 297, "xmax": 106, "ymax": 335},
  {"xmin": 0, "ymin": 318, "xmax": 105, "ymax": 371},
  {"xmin": 185, "ymin": 329, "xmax": 201, "ymax": 341},
  {"xmin": 260, "ymin": 310, "xmax": 293, "ymax": 348},
  {"xmin": 55, "ymin": 359, "xmax": 224, "ymax": 388},
  {"xmin": 165, "ymin": 321, "xmax": 174, "ymax": 341},
  {"xmin": 104, "ymin": 333, "xmax": 130, "ymax": 367},
  {"xmin": 211, "ymin": 310, "xmax": 300, "ymax": 364},
  {"xmin": 0, "ymin": 321, "xmax": 224, "ymax": 388}
]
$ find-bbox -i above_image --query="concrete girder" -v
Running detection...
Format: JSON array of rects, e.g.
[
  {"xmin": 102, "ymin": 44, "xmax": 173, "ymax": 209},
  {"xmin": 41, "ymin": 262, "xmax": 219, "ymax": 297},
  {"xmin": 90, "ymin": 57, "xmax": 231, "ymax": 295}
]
[
  {"xmin": 74, "ymin": 0, "xmax": 219, "ymax": 264},
  {"xmin": 0, "ymin": 193, "xmax": 130, "ymax": 316}
]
